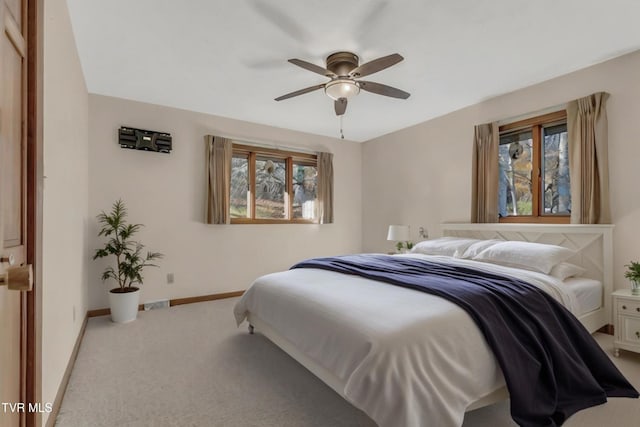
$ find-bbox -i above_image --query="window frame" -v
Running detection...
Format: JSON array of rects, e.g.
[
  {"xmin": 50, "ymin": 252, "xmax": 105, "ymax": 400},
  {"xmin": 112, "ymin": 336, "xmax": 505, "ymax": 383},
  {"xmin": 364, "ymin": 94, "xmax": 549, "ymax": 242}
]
[
  {"xmin": 498, "ymin": 110, "xmax": 569, "ymax": 224},
  {"xmin": 230, "ymin": 143, "xmax": 318, "ymax": 224}
]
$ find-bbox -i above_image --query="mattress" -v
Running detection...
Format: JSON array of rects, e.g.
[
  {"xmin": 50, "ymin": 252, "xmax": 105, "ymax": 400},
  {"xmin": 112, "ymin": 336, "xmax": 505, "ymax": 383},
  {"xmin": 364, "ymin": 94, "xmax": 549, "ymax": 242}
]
[{"xmin": 564, "ymin": 277, "xmax": 603, "ymax": 316}]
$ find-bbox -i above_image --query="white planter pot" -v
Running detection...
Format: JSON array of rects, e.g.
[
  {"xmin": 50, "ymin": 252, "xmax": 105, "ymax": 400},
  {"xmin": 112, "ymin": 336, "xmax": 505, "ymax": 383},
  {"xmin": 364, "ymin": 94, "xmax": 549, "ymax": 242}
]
[{"xmin": 109, "ymin": 287, "xmax": 140, "ymax": 323}]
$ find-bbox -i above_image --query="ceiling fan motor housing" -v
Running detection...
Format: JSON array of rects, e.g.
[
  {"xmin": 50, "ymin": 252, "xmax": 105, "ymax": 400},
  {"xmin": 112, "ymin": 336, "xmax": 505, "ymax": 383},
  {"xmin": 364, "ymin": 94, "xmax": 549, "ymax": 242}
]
[{"xmin": 326, "ymin": 51, "xmax": 359, "ymax": 76}]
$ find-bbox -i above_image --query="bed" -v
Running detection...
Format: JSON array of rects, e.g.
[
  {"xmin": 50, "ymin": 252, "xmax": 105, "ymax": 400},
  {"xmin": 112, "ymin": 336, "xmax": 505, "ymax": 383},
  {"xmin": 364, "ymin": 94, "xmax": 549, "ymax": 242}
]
[{"xmin": 234, "ymin": 224, "xmax": 622, "ymax": 426}]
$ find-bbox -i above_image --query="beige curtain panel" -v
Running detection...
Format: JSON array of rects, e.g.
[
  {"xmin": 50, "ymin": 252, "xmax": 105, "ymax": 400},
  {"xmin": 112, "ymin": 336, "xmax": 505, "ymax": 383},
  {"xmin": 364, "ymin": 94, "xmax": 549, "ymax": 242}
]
[
  {"xmin": 471, "ymin": 122, "xmax": 499, "ymax": 223},
  {"xmin": 316, "ymin": 152, "xmax": 334, "ymax": 224},
  {"xmin": 205, "ymin": 135, "xmax": 233, "ymax": 224},
  {"xmin": 567, "ymin": 92, "xmax": 611, "ymax": 224}
]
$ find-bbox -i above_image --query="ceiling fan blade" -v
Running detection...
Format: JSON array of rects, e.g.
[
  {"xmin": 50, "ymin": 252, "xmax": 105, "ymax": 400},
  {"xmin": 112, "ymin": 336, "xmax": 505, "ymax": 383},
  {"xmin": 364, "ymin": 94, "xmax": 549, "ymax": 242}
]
[
  {"xmin": 349, "ymin": 53, "xmax": 404, "ymax": 78},
  {"xmin": 358, "ymin": 81, "xmax": 410, "ymax": 99},
  {"xmin": 289, "ymin": 59, "xmax": 336, "ymax": 77},
  {"xmin": 275, "ymin": 84, "xmax": 325, "ymax": 101},
  {"xmin": 334, "ymin": 98, "xmax": 348, "ymax": 116},
  {"xmin": 353, "ymin": 1, "xmax": 388, "ymax": 40},
  {"xmin": 248, "ymin": 1, "xmax": 312, "ymax": 44}
]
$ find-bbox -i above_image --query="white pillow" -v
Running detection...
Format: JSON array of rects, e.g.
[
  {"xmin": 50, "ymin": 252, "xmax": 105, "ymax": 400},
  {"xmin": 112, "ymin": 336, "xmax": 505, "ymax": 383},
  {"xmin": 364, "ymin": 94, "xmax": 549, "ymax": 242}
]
[
  {"xmin": 410, "ymin": 237, "xmax": 480, "ymax": 257},
  {"xmin": 549, "ymin": 262, "xmax": 585, "ymax": 281},
  {"xmin": 458, "ymin": 239, "xmax": 502, "ymax": 259},
  {"xmin": 473, "ymin": 241, "xmax": 575, "ymax": 274}
]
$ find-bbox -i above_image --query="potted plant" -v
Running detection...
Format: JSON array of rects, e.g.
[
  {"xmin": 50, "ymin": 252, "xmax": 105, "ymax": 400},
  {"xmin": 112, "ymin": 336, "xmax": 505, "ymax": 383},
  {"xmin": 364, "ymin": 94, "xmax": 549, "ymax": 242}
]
[
  {"xmin": 93, "ymin": 199, "xmax": 163, "ymax": 323},
  {"xmin": 395, "ymin": 241, "xmax": 414, "ymax": 253},
  {"xmin": 624, "ymin": 261, "xmax": 640, "ymax": 295}
]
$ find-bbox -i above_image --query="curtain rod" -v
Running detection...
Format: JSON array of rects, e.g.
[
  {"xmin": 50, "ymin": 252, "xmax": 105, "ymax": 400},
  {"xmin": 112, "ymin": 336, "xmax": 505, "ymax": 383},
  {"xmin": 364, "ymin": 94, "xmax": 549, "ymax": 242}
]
[{"xmin": 208, "ymin": 132, "xmax": 319, "ymax": 155}]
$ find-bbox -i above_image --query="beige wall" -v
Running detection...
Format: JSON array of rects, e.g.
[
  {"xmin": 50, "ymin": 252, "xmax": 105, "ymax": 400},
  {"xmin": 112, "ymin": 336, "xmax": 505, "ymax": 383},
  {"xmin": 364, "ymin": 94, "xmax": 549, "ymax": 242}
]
[
  {"xmin": 362, "ymin": 49, "xmax": 640, "ymax": 290},
  {"xmin": 42, "ymin": 0, "xmax": 90, "ymax": 424},
  {"xmin": 87, "ymin": 95, "xmax": 362, "ymax": 309}
]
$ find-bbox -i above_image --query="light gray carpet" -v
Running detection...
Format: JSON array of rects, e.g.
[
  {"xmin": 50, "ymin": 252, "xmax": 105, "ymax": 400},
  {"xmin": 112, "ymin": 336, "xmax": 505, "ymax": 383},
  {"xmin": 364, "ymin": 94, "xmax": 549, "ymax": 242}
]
[{"xmin": 56, "ymin": 298, "xmax": 640, "ymax": 426}]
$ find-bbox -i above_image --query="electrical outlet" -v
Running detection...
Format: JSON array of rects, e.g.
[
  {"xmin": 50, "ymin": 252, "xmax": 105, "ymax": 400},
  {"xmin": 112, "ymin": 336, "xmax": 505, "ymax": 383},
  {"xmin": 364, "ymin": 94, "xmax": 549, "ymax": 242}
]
[{"xmin": 167, "ymin": 273, "xmax": 174, "ymax": 284}]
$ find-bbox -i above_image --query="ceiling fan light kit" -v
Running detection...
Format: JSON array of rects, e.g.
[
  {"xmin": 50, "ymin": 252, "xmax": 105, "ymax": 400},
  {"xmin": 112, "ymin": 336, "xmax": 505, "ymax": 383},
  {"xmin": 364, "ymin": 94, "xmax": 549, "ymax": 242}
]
[
  {"xmin": 275, "ymin": 51, "xmax": 410, "ymax": 120},
  {"xmin": 324, "ymin": 79, "xmax": 360, "ymax": 100}
]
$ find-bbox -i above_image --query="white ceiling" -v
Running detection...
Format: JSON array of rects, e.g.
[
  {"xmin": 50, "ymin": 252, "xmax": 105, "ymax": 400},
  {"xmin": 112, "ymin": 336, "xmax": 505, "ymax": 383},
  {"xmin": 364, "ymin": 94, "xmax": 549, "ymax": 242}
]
[{"xmin": 67, "ymin": 0, "xmax": 640, "ymax": 142}]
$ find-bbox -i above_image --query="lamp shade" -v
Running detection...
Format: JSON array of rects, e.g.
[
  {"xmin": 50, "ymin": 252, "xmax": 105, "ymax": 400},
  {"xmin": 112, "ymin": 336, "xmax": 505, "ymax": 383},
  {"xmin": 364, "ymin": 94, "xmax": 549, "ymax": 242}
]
[{"xmin": 387, "ymin": 225, "xmax": 410, "ymax": 241}]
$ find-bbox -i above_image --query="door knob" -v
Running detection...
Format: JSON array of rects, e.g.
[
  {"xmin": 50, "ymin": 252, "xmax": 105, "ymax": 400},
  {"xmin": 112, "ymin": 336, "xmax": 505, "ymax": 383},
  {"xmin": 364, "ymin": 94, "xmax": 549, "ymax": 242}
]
[
  {"xmin": 0, "ymin": 254, "xmax": 15, "ymax": 265},
  {"xmin": 0, "ymin": 264, "xmax": 33, "ymax": 291}
]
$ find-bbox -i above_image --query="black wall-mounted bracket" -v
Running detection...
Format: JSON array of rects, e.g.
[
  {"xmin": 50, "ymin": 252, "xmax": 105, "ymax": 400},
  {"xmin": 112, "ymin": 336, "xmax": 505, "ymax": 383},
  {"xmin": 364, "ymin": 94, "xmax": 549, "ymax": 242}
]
[{"xmin": 118, "ymin": 126, "xmax": 172, "ymax": 153}]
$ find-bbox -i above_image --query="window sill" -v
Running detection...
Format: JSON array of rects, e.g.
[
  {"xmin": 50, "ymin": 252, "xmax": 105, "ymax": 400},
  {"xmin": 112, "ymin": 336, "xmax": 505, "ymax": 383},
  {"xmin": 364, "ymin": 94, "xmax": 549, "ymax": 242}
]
[
  {"xmin": 499, "ymin": 216, "xmax": 570, "ymax": 224},
  {"xmin": 230, "ymin": 218, "xmax": 318, "ymax": 225}
]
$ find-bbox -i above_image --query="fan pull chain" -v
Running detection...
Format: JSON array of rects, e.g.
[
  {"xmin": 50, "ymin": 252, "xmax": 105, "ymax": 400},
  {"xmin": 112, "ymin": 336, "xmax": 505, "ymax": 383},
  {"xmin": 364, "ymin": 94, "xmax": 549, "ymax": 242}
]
[{"xmin": 339, "ymin": 115, "xmax": 344, "ymax": 140}]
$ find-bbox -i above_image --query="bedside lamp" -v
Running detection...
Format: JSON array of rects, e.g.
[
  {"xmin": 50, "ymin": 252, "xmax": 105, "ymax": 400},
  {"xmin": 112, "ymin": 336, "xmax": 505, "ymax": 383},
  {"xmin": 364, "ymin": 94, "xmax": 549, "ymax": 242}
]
[{"xmin": 387, "ymin": 225, "xmax": 410, "ymax": 253}]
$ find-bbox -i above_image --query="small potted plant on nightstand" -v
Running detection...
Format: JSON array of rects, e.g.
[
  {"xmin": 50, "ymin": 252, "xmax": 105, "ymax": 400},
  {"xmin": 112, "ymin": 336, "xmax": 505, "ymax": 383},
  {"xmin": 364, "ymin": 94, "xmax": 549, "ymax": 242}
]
[
  {"xmin": 624, "ymin": 261, "xmax": 640, "ymax": 295},
  {"xmin": 395, "ymin": 241, "xmax": 414, "ymax": 253},
  {"xmin": 93, "ymin": 199, "xmax": 163, "ymax": 323}
]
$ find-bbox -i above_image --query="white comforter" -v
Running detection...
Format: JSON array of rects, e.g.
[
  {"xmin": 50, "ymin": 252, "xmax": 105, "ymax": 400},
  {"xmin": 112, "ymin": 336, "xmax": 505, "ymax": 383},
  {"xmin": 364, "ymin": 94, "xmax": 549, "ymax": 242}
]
[{"xmin": 233, "ymin": 254, "xmax": 579, "ymax": 427}]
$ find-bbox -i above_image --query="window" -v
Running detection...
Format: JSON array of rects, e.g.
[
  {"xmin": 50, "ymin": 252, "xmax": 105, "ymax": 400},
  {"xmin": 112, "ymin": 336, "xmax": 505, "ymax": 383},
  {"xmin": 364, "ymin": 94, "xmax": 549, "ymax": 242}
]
[
  {"xmin": 292, "ymin": 162, "xmax": 317, "ymax": 220},
  {"xmin": 230, "ymin": 143, "xmax": 318, "ymax": 223},
  {"xmin": 498, "ymin": 111, "xmax": 569, "ymax": 223}
]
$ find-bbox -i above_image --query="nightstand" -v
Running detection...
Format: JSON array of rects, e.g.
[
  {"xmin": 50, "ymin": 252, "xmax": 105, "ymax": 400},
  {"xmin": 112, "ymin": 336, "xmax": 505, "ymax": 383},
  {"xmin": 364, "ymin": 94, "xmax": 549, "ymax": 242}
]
[{"xmin": 612, "ymin": 289, "xmax": 640, "ymax": 357}]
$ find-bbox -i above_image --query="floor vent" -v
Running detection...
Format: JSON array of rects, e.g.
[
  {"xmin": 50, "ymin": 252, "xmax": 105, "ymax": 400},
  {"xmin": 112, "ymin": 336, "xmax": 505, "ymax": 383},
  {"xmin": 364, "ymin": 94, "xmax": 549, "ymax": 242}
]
[{"xmin": 143, "ymin": 299, "xmax": 170, "ymax": 311}]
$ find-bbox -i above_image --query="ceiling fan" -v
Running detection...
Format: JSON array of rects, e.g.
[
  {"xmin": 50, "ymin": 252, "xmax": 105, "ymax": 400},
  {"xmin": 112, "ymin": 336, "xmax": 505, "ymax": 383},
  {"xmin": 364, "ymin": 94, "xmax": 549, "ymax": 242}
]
[{"xmin": 275, "ymin": 51, "xmax": 410, "ymax": 116}]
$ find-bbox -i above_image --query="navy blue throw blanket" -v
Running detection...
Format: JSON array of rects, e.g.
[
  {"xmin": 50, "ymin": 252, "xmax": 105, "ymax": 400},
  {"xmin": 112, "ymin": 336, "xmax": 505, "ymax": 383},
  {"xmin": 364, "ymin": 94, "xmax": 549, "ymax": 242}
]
[{"xmin": 291, "ymin": 255, "xmax": 638, "ymax": 427}]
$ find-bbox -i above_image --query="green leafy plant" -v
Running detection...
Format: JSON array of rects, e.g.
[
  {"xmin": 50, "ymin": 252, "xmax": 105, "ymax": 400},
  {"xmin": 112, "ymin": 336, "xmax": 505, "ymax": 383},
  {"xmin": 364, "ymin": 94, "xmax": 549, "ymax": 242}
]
[
  {"xmin": 93, "ymin": 200, "xmax": 163, "ymax": 293},
  {"xmin": 624, "ymin": 261, "xmax": 640, "ymax": 282},
  {"xmin": 395, "ymin": 241, "xmax": 414, "ymax": 252}
]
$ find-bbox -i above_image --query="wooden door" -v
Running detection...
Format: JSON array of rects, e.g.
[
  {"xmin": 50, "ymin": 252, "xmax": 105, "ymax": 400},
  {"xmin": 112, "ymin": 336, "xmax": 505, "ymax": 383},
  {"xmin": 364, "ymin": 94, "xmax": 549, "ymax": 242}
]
[{"xmin": 1, "ymin": 0, "xmax": 28, "ymax": 425}]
